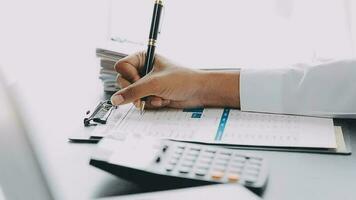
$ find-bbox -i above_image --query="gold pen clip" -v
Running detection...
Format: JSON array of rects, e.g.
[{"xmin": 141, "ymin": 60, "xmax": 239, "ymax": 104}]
[{"xmin": 158, "ymin": 4, "xmax": 165, "ymax": 35}]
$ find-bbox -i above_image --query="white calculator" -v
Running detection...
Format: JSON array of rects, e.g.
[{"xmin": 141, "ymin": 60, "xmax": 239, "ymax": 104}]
[{"xmin": 90, "ymin": 138, "xmax": 268, "ymax": 195}]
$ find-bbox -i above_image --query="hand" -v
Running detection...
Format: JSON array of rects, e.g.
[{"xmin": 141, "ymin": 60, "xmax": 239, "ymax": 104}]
[{"xmin": 110, "ymin": 52, "xmax": 240, "ymax": 109}]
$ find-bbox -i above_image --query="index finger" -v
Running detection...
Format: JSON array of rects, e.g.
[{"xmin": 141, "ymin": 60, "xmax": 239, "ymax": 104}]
[{"xmin": 115, "ymin": 52, "xmax": 146, "ymax": 83}]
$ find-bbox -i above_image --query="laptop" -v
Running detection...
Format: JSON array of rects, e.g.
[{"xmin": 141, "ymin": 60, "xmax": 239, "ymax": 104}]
[
  {"xmin": 0, "ymin": 70, "xmax": 54, "ymax": 200},
  {"xmin": 0, "ymin": 69, "xmax": 260, "ymax": 200}
]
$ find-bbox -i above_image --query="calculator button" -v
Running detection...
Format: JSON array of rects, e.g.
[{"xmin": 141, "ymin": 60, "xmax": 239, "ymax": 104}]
[
  {"xmin": 199, "ymin": 161, "xmax": 212, "ymax": 167},
  {"xmin": 179, "ymin": 167, "xmax": 190, "ymax": 174},
  {"xmin": 246, "ymin": 166, "xmax": 260, "ymax": 172},
  {"xmin": 195, "ymin": 169, "xmax": 207, "ymax": 177},
  {"xmin": 169, "ymin": 159, "xmax": 179, "ymax": 165},
  {"xmin": 245, "ymin": 170, "xmax": 259, "ymax": 177},
  {"xmin": 199, "ymin": 158, "xmax": 213, "ymax": 164},
  {"xmin": 187, "ymin": 151, "xmax": 199, "ymax": 157},
  {"xmin": 244, "ymin": 175, "xmax": 258, "ymax": 183},
  {"xmin": 215, "ymin": 161, "xmax": 228, "ymax": 167},
  {"xmin": 245, "ymin": 180, "xmax": 255, "ymax": 186},
  {"xmin": 220, "ymin": 151, "xmax": 232, "ymax": 156},
  {"xmin": 229, "ymin": 169, "xmax": 243, "ymax": 175},
  {"xmin": 162, "ymin": 145, "xmax": 169, "ymax": 152},
  {"xmin": 184, "ymin": 155, "xmax": 197, "ymax": 162},
  {"xmin": 175, "ymin": 148, "xmax": 184, "ymax": 154},
  {"xmin": 205, "ymin": 149, "xmax": 217, "ymax": 154},
  {"xmin": 201, "ymin": 153, "xmax": 214, "ymax": 159},
  {"xmin": 201, "ymin": 152, "xmax": 215, "ymax": 158},
  {"xmin": 230, "ymin": 163, "xmax": 244, "ymax": 169},
  {"xmin": 203, "ymin": 150, "xmax": 215, "ymax": 154},
  {"xmin": 174, "ymin": 152, "xmax": 183, "ymax": 158},
  {"xmin": 196, "ymin": 165, "xmax": 210, "ymax": 170},
  {"xmin": 244, "ymin": 171, "xmax": 259, "ymax": 177},
  {"xmin": 228, "ymin": 174, "xmax": 240, "ymax": 182},
  {"xmin": 201, "ymin": 154, "xmax": 214, "ymax": 159},
  {"xmin": 251, "ymin": 157, "xmax": 263, "ymax": 161},
  {"xmin": 213, "ymin": 165, "xmax": 226, "ymax": 172},
  {"xmin": 171, "ymin": 154, "xmax": 181, "ymax": 159},
  {"xmin": 245, "ymin": 168, "xmax": 260, "ymax": 175},
  {"xmin": 216, "ymin": 155, "xmax": 230, "ymax": 161},
  {"xmin": 248, "ymin": 160, "xmax": 262, "ymax": 166},
  {"xmin": 189, "ymin": 147, "xmax": 201, "ymax": 151},
  {"xmin": 177, "ymin": 144, "xmax": 186, "ymax": 149},
  {"xmin": 234, "ymin": 154, "xmax": 246, "ymax": 159},
  {"xmin": 232, "ymin": 156, "xmax": 246, "ymax": 163},
  {"xmin": 211, "ymin": 171, "xmax": 224, "ymax": 180},
  {"xmin": 217, "ymin": 155, "xmax": 230, "ymax": 161},
  {"xmin": 228, "ymin": 169, "xmax": 242, "ymax": 175},
  {"xmin": 181, "ymin": 162, "xmax": 194, "ymax": 168},
  {"xmin": 165, "ymin": 165, "xmax": 174, "ymax": 172},
  {"xmin": 196, "ymin": 165, "xmax": 209, "ymax": 170}
]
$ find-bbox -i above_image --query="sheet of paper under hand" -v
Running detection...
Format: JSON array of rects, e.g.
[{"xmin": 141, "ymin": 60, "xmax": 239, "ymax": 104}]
[{"xmin": 93, "ymin": 105, "xmax": 336, "ymax": 148}]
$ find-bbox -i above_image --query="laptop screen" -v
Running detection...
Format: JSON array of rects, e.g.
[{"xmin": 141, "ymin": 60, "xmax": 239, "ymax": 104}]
[{"xmin": 0, "ymin": 73, "xmax": 53, "ymax": 200}]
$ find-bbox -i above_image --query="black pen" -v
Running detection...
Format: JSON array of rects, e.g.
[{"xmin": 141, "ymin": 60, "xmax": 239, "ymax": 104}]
[{"xmin": 140, "ymin": 0, "xmax": 164, "ymax": 114}]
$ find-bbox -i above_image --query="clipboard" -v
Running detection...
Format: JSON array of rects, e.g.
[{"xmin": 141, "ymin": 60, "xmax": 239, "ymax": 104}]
[{"xmin": 70, "ymin": 101, "xmax": 352, "ymax": 155}]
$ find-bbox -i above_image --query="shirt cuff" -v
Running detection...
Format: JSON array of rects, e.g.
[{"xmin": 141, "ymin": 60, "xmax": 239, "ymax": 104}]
[{"xmin": 240, "ymin": 68, "xmax": 286, "ymax": 113}]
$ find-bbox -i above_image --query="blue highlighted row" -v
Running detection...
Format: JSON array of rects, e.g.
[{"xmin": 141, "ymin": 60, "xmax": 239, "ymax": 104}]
[
  {"xmin": 183, "ymin": 107, "xmax": 204, "ymax": 113},
  {"xmin": 183, "ymin": 107, "xmax": 204, "ymax": 119},
  {"xmin": 191, "ymin": 113, "xmax": 202, "ymax": 118},
  {"xmin": 214, "ymin": 108, "xmax": 230, "ymax": 141}
]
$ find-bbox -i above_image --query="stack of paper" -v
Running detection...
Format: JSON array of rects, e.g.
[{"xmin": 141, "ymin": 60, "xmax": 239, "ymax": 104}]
[
  {"xmin": 96, "ymin": 47, "xmax": 127, "ymax": 92},
  {"xmin": 96, "ymin": 41, "xmax": 143, "ymax": 93}
]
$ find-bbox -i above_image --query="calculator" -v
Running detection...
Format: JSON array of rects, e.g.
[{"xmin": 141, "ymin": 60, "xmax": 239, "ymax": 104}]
[{"xmin": 90, "ymin": 138, "xmax": 268, "ymax": 194}]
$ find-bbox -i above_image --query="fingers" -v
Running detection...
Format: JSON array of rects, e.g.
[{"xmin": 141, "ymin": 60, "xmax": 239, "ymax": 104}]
[
  {"xmin": 149, "ymin": 96, "xmax": 165, "ymax": 107},
  {"xmin": 146, "ymin": 96, "xmax": 171, "ymax": 108},
  {"xmin": 130, "ymin": 97, "xmax": 170, "ymax": 110},
  {"xmin": 115, "ymin": 52, "xmax": 146, "ymax": 83},
  {"xmin": 111, "ymin": 77, "xmax": 160, "ymax": 105},
  {"xmin": 117, "ymin": 75, "xmax": 131, "ymax": 89}
]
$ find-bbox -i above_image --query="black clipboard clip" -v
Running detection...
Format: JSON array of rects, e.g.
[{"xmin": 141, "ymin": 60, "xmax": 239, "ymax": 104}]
[{"xmin": 84, "ymin": 100, "xmax": 117, "ymax": 127}]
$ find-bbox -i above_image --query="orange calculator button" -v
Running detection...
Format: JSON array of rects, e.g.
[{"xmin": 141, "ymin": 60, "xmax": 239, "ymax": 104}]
[
  {"xmin": 211, "ymin": 171, "xmax": 224, "ymax": 180},
  {"xmin": 228, "ymin": 174, "xmax": 240, "ymax": 182}
]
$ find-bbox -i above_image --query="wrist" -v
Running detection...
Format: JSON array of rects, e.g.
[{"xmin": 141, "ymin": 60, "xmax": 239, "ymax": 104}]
[{"xmin": 197, "ymin": 70, "xmax": 240, "ymax": 108}]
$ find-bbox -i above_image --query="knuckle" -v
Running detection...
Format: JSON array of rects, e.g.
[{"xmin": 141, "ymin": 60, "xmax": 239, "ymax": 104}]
[{"xmin": 114, "ymin": 60, "xmax": 124, "ymax": 72}]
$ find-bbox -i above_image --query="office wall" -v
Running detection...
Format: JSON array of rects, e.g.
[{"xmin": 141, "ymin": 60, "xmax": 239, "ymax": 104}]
[{"xmin": 0, "ymin": 0, "xmax": 110, "ymax": 83}]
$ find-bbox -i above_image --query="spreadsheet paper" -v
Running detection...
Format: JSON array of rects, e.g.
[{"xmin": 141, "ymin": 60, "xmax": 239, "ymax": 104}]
[{"xmin": 92, "ymin": 105, "xmax": 336, "ymax": 148}]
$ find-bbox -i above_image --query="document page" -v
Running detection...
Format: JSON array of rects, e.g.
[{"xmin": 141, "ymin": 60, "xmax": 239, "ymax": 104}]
[{"xmin": 94, "ymin": 105, "xmax": 336, "ymax": 148}]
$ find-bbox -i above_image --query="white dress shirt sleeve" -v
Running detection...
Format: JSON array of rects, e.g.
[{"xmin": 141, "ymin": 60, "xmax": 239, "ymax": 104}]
[{"xmin": 240, "ymin": 59, "xmax": 356, "ymax": 118}]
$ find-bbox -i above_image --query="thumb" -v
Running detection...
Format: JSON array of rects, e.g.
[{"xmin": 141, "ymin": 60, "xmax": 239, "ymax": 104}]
[{"xmin": 111, "ymin": 77, "xmax": 159, "ymax": 105}]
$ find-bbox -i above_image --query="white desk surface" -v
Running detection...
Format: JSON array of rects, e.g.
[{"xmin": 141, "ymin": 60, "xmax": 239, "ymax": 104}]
[{"xmin": 14, "ymin": 56, "xmax": 356, "ymax": 200}]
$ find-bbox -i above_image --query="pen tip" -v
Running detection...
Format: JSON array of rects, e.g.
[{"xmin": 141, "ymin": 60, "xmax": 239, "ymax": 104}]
[{"xmin": 140, "ymin": 101, "xmax": 146, "ymax": 115}]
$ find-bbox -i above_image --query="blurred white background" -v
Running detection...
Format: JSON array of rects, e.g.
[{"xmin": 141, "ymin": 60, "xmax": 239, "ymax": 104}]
[
  {"xmin": 110, "ymin": 0, "xmax": 356, "ymax": 68},
  {"xmin": 1, "ymin": 0, "xmax": 356, "ymax": 81},
  {"xmin": 0, "ymin": 0, "xmax": 108, "ymax": 83}
]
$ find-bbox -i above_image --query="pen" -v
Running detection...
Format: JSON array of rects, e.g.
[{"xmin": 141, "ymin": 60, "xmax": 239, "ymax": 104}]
[{"xmin": 140, "ymin": 0, "xmax": 164, "ymax": 115}]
